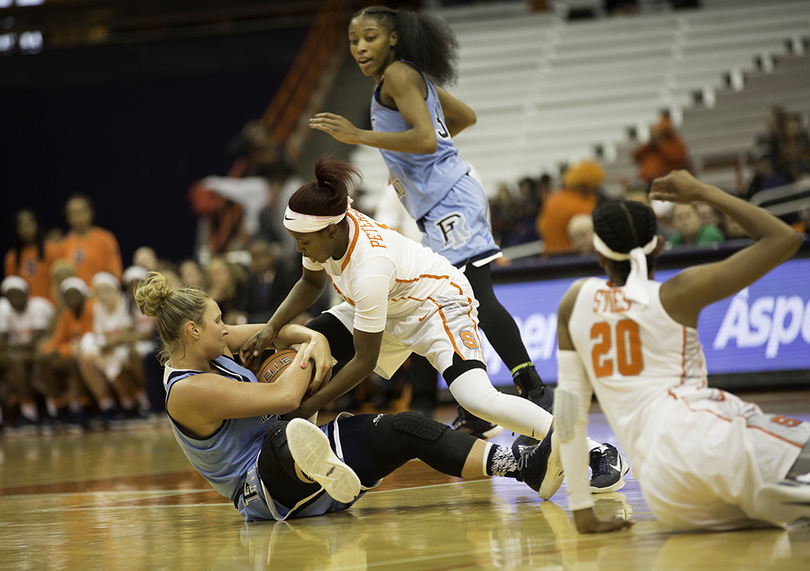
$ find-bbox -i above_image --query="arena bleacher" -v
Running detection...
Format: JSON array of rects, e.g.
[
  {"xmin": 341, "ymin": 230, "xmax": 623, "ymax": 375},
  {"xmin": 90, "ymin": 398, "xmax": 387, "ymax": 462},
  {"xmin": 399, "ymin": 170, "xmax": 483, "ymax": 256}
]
[{"xmin": 350, "ymin": 0, "xmax": 810, "ymax": 201}]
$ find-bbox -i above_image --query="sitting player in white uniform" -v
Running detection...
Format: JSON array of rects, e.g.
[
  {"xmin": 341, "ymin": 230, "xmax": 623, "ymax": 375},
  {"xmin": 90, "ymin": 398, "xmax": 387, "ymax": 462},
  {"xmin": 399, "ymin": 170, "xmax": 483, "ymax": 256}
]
[
  {"xmin": 554, "ymin": 170, "xmax": 810, "ymax": 532},
  {"xmin": 241, "ymin": 157, "xmax": 626, "ymax": 497}
]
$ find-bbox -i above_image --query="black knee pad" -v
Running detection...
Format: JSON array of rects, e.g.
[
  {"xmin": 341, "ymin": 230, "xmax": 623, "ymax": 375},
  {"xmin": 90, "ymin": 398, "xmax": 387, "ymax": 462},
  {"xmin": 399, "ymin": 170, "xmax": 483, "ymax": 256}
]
[{"xmin": 392, "ymin": 411, "xmax": 449, "ymax": 441}]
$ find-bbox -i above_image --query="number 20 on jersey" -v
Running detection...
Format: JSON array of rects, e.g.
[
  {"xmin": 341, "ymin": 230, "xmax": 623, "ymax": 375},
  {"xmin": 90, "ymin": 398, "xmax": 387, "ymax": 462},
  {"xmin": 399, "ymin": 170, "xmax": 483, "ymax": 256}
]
[{"xmin": 591, "ymin": 319, "xmax": 644, "ymax": 377}]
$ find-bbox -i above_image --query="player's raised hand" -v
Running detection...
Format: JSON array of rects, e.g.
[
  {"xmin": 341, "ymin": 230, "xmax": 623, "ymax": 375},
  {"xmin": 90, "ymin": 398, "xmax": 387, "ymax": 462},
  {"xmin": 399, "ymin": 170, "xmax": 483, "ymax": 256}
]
[
  {"xmin": 309, "ymin": 112, "xmax": 363, "ymax": 145},
  {"xmin": 239, "ymin": 322, "xmax": 278, "ymax": 371},
  {"xmin": 649, "ymin": 170, "xmax": 714, "ymax": 204}
]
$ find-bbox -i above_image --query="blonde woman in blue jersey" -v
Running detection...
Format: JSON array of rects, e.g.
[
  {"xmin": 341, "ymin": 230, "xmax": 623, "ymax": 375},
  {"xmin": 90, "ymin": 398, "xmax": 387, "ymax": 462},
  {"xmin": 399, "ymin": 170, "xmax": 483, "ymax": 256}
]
[
  {"xmin": 307, "ymin": 6, "xmax": 621, "ymax": 465},
  {"xmin": 135, "ymin": 271, "xmax": 560, "ymax": 521}
]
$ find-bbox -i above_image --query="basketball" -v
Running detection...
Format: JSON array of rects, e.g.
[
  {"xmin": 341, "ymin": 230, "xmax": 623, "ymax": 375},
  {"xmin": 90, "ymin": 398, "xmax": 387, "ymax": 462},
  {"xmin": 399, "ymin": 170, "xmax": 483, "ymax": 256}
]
[{"xmin": 256, "ymin": 349, "xmax": 297, "ymax": 383}]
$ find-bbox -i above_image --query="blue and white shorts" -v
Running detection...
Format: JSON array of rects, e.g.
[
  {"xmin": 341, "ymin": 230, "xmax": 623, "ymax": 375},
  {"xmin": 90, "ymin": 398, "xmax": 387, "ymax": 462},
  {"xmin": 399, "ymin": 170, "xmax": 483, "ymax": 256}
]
[{"xmin": 418, "ymin": 174, "xmax": 501, "ymax": 269}]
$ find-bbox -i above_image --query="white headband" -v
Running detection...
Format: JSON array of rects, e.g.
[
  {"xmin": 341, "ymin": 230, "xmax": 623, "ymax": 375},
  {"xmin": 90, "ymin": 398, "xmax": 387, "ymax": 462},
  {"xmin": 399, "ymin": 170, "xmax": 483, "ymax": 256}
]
[
  {"xmin": 283, "ymin": 197, "xmax": 353, "ymax": 234},
  {"xmin": 91, "ymin": 271, "xmax": 121, "ymax": 290},
  {"xmin": 123, "ymin": 265, "xmax": 148, "ymax": 285},
  {"xmin": 1, "ymin": 276, "xmax": 29, "ymax": 295},
  {"xmin": 593, "ymin": 234, "xmax": 658, "ymax": 306},
  {"xmin": 60, "ymin": 276, "xmax": 90, "ymax": 296}
]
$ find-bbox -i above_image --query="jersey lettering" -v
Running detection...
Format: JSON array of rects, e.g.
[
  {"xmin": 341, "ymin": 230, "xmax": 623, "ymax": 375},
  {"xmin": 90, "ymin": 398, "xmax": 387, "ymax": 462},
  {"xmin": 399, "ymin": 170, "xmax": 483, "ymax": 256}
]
[
  {"xmin": 591, "ymin": 319, "xmax": 644, "ymax": 377},
  {"xmin": 435, "ymin": 213, "xmax": 471, "ymax": 249},
  {"xmin": 435, "ymin": 110, "xmax": 449, "ymax": 139},
  {"xmin": 355, "ymin": 212, "xmax": 387, "ymax": 249},
  {"xmin": 593, "ymin": 289, "xmax": 631, "ymax": 313},
  {"xmin": 391, "ymin": 178, "xmax": 407, "ymax": 199}
]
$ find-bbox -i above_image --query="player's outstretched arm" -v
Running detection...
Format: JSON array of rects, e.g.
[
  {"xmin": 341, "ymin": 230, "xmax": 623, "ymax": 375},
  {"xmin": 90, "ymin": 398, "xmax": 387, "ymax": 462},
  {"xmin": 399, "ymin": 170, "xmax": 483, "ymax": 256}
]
[{"xmin": 240, "ymin": 269, "xmax": 327, "ymax": 370}]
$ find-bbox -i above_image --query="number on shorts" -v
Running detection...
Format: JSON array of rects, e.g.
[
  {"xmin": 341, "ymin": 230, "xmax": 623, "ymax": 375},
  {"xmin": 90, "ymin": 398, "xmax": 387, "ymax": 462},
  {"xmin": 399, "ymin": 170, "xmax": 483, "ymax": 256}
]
[
  {"xmin": 459, "ymin": 330, "xmax": 478, "ymax": 349},
  {"xmin": 590, "ymin": 319, "xmax": 644, "ymax": 378},
  {"xmin": 772, "ymin": 415, "xmax": 802, "ymax": 428}
]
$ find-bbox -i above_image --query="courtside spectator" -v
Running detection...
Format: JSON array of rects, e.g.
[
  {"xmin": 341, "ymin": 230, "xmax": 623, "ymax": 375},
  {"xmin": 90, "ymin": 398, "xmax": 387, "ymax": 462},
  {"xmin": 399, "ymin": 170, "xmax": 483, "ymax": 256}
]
[{"xmin": 58, "ymin": 194, "xmax": 123, "ymax": 284}]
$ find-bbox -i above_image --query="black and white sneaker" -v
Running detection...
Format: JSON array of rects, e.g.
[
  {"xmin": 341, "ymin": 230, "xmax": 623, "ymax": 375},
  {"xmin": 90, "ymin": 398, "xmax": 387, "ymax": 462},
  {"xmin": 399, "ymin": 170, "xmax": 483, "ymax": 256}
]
[
  {"xmin": 450, "ymin": 406, "xmax": 503, "ymax": 440},
  {"xmin": 286, "ymin": 418, "xmax": 361, "ymax": 504},
  {"xmin": 515, "ymin": 429, "xmax": 565, "ymax": 499},
  {"xmin": 589, "ymin": 443, "xmax": 630, "ymax": 493}
]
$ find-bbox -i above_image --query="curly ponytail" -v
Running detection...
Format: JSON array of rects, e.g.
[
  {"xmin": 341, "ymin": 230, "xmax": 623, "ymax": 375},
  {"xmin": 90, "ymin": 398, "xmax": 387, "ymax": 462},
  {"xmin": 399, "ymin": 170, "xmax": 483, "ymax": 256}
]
[{"xmin": 135, "ymin": 271, "xmax": 210, "ymax": 364}]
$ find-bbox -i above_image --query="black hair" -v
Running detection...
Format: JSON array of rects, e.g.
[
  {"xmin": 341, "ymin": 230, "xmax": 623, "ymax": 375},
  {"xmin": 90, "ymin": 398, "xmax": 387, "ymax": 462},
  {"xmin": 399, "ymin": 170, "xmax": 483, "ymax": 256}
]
[
  {"xmin": 10, "ymin": 209, "xmax": 45, "ymax": 271},
  {"xmin": 353, "ymin": 6, "xmax": 459, "ymax": 86},
  {"xmin": 592, "ymin": 201, "xmax": 658, "ymax": 282},
  {"xmin": 288, "ymin": 157, "xmax": 362, "ymax": 218}
]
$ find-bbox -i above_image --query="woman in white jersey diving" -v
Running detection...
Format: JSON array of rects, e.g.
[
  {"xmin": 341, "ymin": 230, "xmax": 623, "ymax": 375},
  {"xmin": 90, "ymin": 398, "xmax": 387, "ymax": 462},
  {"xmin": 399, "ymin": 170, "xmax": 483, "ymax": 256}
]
[
  {"xmin": 241, "ymin": 157, "xmax": 627, "ymax": 495},
  {"xmin": 134, "ymin": 271, "xmax": 558, "ymax": 522},
  {"xmin": 555, "ymin": 170, "xmax": 810, "ymax": 533},
  {"xmin": 307, "ymin": 5, "xmax": 566, "ymax": 447}
]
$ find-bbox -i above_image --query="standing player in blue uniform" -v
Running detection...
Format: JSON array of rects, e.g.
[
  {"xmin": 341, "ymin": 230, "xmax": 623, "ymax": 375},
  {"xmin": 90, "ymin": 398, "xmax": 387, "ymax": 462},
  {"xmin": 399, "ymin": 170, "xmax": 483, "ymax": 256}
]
[
  {"xmin": 134, "ymin": 271, "xmax": 561, "ymax": 522},
  {"xmin": 309, "ymin": 5, "xmax": 562, "ymax": 442}
]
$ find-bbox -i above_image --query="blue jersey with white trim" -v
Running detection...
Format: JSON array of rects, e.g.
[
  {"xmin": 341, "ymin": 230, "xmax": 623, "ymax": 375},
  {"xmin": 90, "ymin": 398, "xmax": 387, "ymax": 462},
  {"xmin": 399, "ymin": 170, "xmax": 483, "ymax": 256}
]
[
  {"xmin": 371, "ymin": 62, "xmax": 470, "ymax": 221},
  {"xmin": 164, "ymin": 355, "xmax": 278, "ymax": 521}
]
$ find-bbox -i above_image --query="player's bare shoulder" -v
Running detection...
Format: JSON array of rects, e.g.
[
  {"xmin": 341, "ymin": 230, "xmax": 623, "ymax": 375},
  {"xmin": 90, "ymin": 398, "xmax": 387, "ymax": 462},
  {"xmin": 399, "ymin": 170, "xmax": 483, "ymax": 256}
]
[
  {"xmin": 558, "ymin": 279, "xmax": 587, "ymax": 319},
  {"xmin": 381, "ymin": 62, "xmax": 427, "ymax": 99}
]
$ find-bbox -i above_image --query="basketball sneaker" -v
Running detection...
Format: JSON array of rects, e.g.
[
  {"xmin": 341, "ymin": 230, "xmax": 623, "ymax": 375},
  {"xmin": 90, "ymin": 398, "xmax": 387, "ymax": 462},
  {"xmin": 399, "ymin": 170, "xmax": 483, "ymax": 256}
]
[
  {"xmin": 589, "ymin": 443, "xmax": 630, "ymax": 493},
  {"xmin": 450, "ymin": 405, "xmax": 503, "ymax": 440},
  {"xmin": 285, "ymin": 418, "xmax": 361, "ymax": 504},
  {"xmin": 754, "ymin": 478, "xmax": 810, "ymax": 527},
  {"xmin": 515, "ymin": 429, "xmax": 565, "ymax": 499}
]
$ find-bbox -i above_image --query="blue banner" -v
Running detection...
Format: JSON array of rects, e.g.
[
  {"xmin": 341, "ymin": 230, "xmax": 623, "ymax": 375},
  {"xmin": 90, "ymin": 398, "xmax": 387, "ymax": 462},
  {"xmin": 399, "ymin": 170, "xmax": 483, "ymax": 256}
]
[{"xmin": 485, "ymin": 257, "xmax": 810, "ymax": 386}]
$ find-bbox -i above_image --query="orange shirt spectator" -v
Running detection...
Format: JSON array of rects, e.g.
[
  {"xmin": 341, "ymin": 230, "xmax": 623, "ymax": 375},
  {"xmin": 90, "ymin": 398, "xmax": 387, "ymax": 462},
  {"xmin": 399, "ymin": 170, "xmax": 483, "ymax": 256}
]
[
  {"xmin": 5, "ymin": 241, "xmax": 62, "ymax": 303},
  {"xmin": 57, "ymin": 195, "xmax": 123, "ymax": 283},
  {"xmin": 40, "ymin": 280, "xmax": 95, "ymax": 360},
  {"xmin": 632, "ymin": 116, "xmax": 688, "ymax": 184},
  {"xmin": 537, "ymin": 161, "xmax": 604, "ymax": 255},
  {"xmin": 4, "ymin": 209, "xmax": 61, "ymax": 302},
  {"xmin": 538, "ymin": 190, "xmax": 596, "ymax": 254}
]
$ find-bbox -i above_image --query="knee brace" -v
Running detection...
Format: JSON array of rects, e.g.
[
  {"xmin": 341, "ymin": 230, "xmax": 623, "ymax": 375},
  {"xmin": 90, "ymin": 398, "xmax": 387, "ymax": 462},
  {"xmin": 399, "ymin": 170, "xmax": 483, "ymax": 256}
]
[
  {"xmin": 363, "ymin": 412, "xmax": 474, "ymax": 477},
  {"xmin": 392, "ymin": 411, "xmax": 448, "ymax": 441}
]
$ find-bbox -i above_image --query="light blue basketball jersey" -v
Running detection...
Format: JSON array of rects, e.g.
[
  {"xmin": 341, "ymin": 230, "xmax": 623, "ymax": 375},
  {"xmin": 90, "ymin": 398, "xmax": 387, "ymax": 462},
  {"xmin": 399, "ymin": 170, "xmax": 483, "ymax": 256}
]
[
  {"xmin": 165, "ymin": 357, "xmax": 366, "ymax": 521},
  {"xmin": 371, "ymin": 62, "xmax": 470, "ymax": 221},
  {"xmin": 165, "ymin": 356, "xmax": 279, "ymax": 521}
]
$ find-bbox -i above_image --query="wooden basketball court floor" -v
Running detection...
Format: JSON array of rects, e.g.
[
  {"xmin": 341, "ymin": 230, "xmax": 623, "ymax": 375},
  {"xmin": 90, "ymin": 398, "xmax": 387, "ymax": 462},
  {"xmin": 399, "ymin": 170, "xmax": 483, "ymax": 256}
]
[{"xmin": 1, "ymin": 389, "xmax": 809, "ymax": 570}]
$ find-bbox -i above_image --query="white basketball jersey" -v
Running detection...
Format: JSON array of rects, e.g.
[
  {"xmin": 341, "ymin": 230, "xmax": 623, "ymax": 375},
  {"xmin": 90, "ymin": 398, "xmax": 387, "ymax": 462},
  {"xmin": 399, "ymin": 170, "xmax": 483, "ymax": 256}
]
[
  {"xmin": 567, "ymin": 277, "xmax": 809, "ymax": 530},
  {"xmin": 567, "ymin": 278, "xmax": 707, "ymax": 462},
  {"xmin": 303, "ymin": 209, "xmax": 469, "ymax": 333}
]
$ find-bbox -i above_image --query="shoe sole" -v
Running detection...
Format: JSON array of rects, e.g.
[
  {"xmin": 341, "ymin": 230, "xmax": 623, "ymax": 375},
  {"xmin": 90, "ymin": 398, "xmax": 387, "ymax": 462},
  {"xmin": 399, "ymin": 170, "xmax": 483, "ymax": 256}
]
[
  {"xmin": 755, "ymin": 480, "xmax": 810, "ymax": 526},
  {"xmin": 286, "ymin": 418, "xmax": 361, "ymax": 504},
  {"xmin": 538, "ymin": 435, "xmax": 565, "ymax": 500},
  {"xmin": 590, "ymin": 455, "xmax": 630, "ymax": 494}
]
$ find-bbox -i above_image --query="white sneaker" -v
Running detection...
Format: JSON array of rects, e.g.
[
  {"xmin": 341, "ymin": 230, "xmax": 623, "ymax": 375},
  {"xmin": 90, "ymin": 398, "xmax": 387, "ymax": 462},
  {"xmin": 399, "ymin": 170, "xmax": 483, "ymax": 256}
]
[
  {"xmin": 754, "ymin": 479, "xmax": 810, "ymax": 527},
  {"xmin": 285, "ymin": 418, "xmax": 361, "ymax": 504}
]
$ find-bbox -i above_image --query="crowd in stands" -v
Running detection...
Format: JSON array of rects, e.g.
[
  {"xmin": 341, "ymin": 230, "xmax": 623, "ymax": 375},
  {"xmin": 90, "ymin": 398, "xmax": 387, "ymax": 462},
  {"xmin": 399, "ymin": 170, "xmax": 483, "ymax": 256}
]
[
  {"xmin": 2, "ymin": 107, "xmax": 808, "ymax": 435},
  {"xmin": 487, "ymin": 107, "xmax": 810, "ymax": 259}
]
